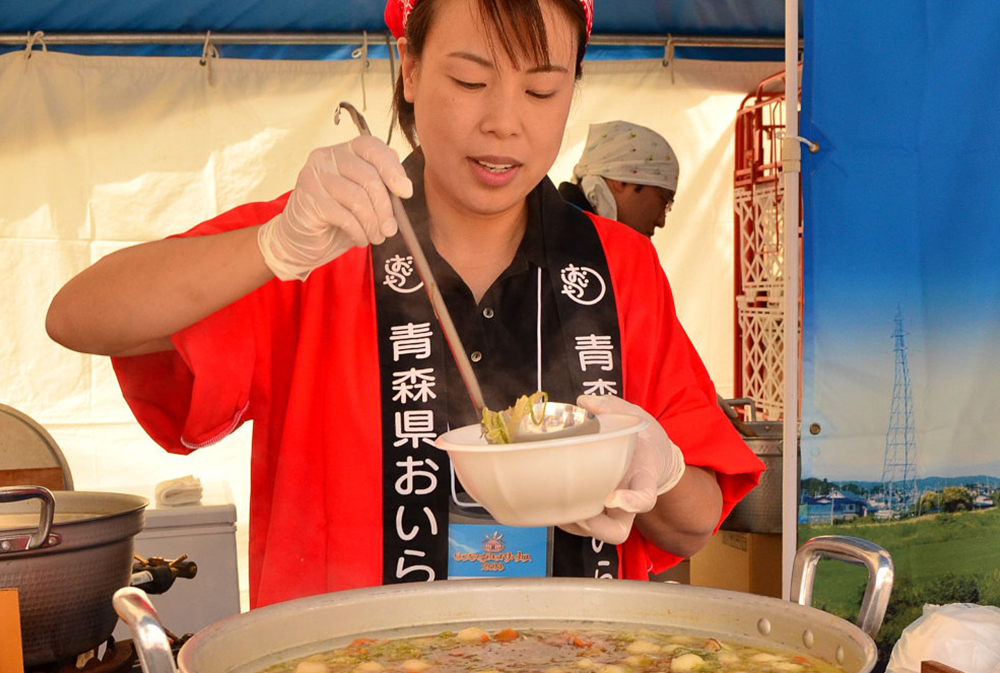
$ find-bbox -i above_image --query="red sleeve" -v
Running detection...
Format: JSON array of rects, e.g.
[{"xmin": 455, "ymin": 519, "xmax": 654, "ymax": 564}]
[
  {"xmin": 111, "ymin": 195, "xmax": 292, "ymax": 453},
  {"xmin": 591, "ymin": 215, "xmax": 765, "ymax": 578}
]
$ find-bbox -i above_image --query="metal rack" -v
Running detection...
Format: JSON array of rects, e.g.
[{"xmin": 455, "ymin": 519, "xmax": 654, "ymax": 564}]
[{"xmin": 733, "ymin": 66, "xmax": 802, "ymax": 420}]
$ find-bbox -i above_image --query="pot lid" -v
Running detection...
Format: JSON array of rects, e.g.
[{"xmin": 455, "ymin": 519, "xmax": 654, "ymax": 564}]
[
  {"xmin": 0, "ymin": 489, "xmax": 147, "ymax": 533},
  {"xmin": 0, "ymin": 404, "xmax": 73, "ymax": 490}
]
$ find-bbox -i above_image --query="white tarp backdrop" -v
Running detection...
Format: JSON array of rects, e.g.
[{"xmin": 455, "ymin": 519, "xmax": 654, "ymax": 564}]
[{"xmin": 0, "ymin": 48, "xmax": 777, "ymax": 609}]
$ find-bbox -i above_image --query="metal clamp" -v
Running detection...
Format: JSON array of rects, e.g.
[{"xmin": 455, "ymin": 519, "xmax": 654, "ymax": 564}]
[
  {"xmin": 0, "ymin": 485, "xmax": 59, "ymax": 552},
  {"xmin": 790, "ymin": 535, "xmax": 894, "ymax": 640}
]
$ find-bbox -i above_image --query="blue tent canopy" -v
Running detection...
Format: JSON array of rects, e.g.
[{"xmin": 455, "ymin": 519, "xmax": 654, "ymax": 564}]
[{"xmin": 0, "ymin": 0, "xmax": 796, "ymax": 60}]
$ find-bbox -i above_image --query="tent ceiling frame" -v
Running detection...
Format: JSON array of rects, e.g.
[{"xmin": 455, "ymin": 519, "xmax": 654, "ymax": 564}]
[{"xmin": 0, "ymin": 31, "xmax": 786, "ymax": 50}]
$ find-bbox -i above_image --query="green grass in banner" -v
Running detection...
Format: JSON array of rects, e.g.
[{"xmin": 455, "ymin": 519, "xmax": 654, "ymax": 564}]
[
  {"xmin": 801, "ymin": 508, "xmax": 1000, "ymax": 612},
  {"xmin": 800, "ymin": 508, "xmax": 1000, "ymax": 673}
]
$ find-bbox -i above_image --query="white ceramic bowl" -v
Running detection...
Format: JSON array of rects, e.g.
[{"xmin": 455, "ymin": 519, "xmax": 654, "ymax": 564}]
[{"xmin": 434, "ymin": 413, "xmax": 647, "ymax": 527}]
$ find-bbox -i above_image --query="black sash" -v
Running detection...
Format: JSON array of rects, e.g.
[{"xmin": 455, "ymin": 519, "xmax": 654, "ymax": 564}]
[{"xmin": 373, "ymin": 163, "xmax": 623, "ymax": 584}]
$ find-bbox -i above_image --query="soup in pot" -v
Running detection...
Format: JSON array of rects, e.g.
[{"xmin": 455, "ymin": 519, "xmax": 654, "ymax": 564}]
[{"xmin": 262, "ymin": 627, "xmax": 844, "ymax": 673}]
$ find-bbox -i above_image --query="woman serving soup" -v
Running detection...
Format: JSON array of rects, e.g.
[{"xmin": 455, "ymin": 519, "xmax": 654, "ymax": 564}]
[{"xmin": 46, "ymin": 0, "xmax": 763, "ymax": 608}]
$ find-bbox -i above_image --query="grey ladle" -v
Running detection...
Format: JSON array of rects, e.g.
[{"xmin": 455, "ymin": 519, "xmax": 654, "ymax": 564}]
[{"xmin": 334, "ymin": 102, "xmax": 598, "ymax": 443}]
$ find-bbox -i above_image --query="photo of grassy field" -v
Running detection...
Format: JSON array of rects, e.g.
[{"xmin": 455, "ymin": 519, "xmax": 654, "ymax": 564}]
[{"xmin": 800, "ymin": 508, "xmax": 1000, "ymax": 671}]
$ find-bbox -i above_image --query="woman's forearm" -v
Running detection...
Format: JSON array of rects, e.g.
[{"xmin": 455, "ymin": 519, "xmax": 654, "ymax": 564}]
[
  {"xmin": 46, "ymin": 225, "xmax": 274, "ymax": 356},
  {"xmin": 635, "ymin": 465, "xmax": 723, "ymax": 558}
]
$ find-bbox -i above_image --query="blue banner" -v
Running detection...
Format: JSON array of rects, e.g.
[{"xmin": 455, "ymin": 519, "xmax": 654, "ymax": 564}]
[{"xmin": 800, "ymin": 0, "xmax": 1000, "ymax": 661}]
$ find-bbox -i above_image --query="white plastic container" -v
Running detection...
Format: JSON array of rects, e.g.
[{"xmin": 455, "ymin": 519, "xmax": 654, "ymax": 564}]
[{"xmin": 111, "ymin": 480, "xmax": 240, "ymax": 640}]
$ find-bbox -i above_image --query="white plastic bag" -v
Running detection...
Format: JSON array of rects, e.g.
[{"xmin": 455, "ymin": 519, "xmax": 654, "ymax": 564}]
[{"xmin": 887, "ymin": 603, "xmax": 1000, "ymax": 673}]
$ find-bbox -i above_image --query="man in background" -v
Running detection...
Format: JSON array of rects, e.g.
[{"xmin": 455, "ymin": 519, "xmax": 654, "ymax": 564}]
[{"xmin": 559, "ymin": 120, "xmax": 680, "ymax": 238}]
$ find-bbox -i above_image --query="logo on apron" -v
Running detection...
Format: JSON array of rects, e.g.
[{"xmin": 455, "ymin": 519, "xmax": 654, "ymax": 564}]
[
  {"xmin": 384, "ymin": 254, "xmax": 424, "ymax": 293},
  {"xmin": 448, "ymin": 525, "xmax": 548, "ymax": 578},
  {"xmin": 560, "ymin": 264, "xmax": 606, "ymax": 305}
]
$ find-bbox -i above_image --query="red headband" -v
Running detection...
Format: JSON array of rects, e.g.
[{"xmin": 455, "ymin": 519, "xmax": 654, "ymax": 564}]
[{"xmin": 384, "ymin": 0, "xmax": 594, "ymax": 41}]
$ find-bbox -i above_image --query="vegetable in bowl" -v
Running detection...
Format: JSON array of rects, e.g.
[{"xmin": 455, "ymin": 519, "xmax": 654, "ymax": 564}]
[{"xmin": 480, "ymin": 392, "xmax": 549, "ymax": 444}]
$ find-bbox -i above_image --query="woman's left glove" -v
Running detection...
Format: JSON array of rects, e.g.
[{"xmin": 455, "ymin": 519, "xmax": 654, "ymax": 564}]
[{"xmin": 557, "ymin": 394, "xmax": 686, "ymax": 545}]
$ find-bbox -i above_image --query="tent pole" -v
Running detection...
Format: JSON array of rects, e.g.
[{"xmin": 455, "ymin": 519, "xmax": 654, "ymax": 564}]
[
  {"xmin": 0, "ymin": 31, "xmax": 787, "ymax": 50},
  {"xmin": 781, "ymin": 0, "xmax": 801, "ymax": 600},
  {"xmin": 0, "ymin": 32, "xmax": 379, "ymax": 46}
]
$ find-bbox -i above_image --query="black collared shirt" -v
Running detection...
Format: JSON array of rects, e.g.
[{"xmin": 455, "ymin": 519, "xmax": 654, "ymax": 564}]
[
  {"xmin": 557, "ymin": 181, "xmax": 593, "ymax": 213},
  {"xmin": 402, "ymin": 151, "xmax": 574, "ymax": 431},
  {"xmin": 398, "ymin": 154, "xmax": 623, "ymax": 579}
]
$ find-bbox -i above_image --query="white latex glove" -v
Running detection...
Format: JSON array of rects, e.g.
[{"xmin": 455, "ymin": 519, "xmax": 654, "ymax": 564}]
[
  {"xmin": 558, "ymin": 394, "xmax": 686, "ymax": 545},
  {"xmin": 258, "ymin": 135, "xmax": 413, "ymax": 281}
]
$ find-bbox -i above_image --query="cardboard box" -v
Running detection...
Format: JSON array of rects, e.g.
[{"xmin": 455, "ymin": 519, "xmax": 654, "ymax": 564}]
[
  {"xmin": 689, "ymin": 531, "xmax": 782, "ymax": 598},
  {"xmin": 0, "ymin": 589, "xmax": 24, "ymax": 673}
]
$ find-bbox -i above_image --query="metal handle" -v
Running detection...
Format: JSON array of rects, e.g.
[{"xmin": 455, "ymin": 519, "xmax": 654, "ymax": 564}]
[
  {"xmin": 716, "ymin": 396, "xmax": 760, "ymax": 438},
  {"xmin": 724, "ymin": 397, "xmax": 759, "ymax": 422},
  {"xmin": 334, "ymin": 101, "xmax": 486, "ymax": 417},
  {"xmin": 0, "ymin": 485, "xmax": 56, "ymax": 552},
  {"xmin": 790, "ymin": 535, "xmax": 894, "ymax": 639},
  {"xmin": 113, "ymin": 587, "xmax": 180, "ymax": 673}
]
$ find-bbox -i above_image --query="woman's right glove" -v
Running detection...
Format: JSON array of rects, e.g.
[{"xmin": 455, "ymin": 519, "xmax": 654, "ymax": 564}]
[{"xmin": 258, "ymin": 135, "xmax": 413, "ymax": 281}]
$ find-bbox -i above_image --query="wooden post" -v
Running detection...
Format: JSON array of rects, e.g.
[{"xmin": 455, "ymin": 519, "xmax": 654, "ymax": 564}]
[{"xmin": 922, "ymin": 661, "xmax": 966, "ymax": 673}]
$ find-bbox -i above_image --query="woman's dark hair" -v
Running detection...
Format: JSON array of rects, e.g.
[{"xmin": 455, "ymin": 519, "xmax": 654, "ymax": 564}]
[{"xmin": 391, "ymin": 0, "xmax": 589, "ymax": 148}]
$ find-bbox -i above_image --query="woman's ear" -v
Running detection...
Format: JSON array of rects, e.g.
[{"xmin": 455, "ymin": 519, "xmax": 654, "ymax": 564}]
[{"xmin": 398, "ymin": 38, "xmax": 418, "ymax": 103}]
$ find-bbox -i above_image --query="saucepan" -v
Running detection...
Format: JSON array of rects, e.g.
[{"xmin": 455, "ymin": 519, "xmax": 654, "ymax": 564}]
[
  {"xmin": 0, "ymin": 485, "xmax": 147, "ymax": 667},
  {"xmin": 116, "ymin": 535, "xmax": 892, "ymax": 673}
]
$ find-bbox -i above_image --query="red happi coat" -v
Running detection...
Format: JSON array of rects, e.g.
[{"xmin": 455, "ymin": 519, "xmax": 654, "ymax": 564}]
[{"xmin": 113, "ymin": 183, "xmax": 763, "ymax": 609}]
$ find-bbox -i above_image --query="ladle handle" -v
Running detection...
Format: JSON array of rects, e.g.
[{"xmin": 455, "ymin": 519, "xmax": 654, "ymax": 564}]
[{"xmin": 336, "ymin": 101, "xmax": 486, "ymax": 416}]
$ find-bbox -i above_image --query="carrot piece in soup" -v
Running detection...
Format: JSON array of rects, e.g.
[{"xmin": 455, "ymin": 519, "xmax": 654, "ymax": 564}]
[
  {"xmin": 348, "ymin": 638, "xmax": 378, "ymax": 648},
  {"xmin": 493, "ymin": 628, "xmax": 520, "ymax": 642}
]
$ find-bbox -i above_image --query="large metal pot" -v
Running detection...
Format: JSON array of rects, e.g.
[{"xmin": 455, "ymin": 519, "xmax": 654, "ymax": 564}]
[
  {"xmin": 718, "ymin": 397, "xmax": 785, "ymax": 534},
  {"xmin": 117, "ymin": 536, "xmax": 892, "ymax": 673},
  {"xmin": 0, "ymin": 485, "xmax": 147, "ymax": 667}
]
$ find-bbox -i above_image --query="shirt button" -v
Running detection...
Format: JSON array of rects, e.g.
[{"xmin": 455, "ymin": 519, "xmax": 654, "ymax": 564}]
[
  {"xmin": 483, "ymin": 307, "xmax": 495, "ymax": 319},
  {"xmin": 470, "ymin": 351, "xmax": 483, "ymax": 363}
]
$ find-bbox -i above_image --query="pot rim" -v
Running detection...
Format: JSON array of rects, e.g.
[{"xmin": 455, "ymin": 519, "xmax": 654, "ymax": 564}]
[
  {"xmin": 0, "ymin": 488, "xmax": 147, "ymax": 557},
  {"xmin": 178, "ymin": 578, "xmax": 876, "ymax": 673},
  {"xmin": 0, "ymin": 489, "xmax": 148, "ymax": 530}
]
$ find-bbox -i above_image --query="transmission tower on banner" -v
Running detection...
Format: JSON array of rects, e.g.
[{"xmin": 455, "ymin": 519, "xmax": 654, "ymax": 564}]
[{"xmin": 880, "ymin": 308, "xmax": 918, "ymax": 513}]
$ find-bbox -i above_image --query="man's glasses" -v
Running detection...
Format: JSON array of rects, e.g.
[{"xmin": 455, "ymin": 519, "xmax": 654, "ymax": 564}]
[{"xmin": 658, "ymin": 189, "xmax": 676, "ymax": 214}]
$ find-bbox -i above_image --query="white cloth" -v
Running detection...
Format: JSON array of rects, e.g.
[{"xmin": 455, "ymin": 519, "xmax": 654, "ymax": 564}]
[
  {"xmin": 0, "ymin": 50, "xmax": 778, "ymax": 610},
  {"xmin": 579, "ymin": 174, "xmax": 619, "ymax": 220},
  {"xmin": 154, "ymin": 475, "xmax": 203, "ymax": 506},
  {"xmin": 572, "ymin": 120, "xmax": 680, "ymax": 203}
]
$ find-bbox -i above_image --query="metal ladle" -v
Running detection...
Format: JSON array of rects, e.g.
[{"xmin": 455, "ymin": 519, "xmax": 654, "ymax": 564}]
[{"xmin": 334, "ymin": 102, "xmax": 598, "ymax": 443}]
